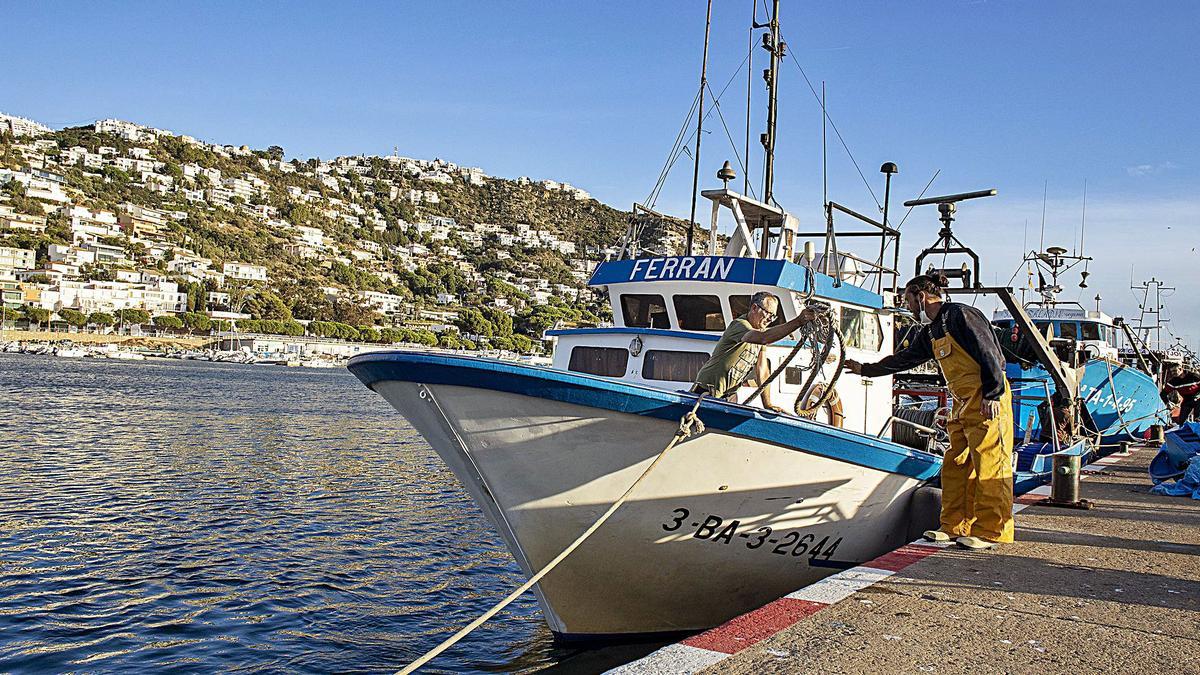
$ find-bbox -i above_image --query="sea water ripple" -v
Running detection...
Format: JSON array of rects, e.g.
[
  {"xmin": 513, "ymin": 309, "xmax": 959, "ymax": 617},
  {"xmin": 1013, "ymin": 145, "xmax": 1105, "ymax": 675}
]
[{"xmin": 0, "ymin": 353, "xmax": 563, "ymax": 673}]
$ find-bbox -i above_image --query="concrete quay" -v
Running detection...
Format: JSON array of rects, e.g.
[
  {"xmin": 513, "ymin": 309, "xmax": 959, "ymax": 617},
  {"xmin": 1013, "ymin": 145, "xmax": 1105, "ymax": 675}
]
[{"xmin": 614, "ymin": 446, "xmax": 1200, "ymax": 674}]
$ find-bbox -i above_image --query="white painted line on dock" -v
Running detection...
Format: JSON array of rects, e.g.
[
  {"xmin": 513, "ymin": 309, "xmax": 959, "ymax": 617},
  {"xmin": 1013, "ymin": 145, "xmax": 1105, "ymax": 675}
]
[
  {"xmin": 608, "ymin": 450, "xmax": 1142, "ymax": 674},
  {"xmin": 606, "ymin": 644, "xmax": 726, "ymax": 674}
]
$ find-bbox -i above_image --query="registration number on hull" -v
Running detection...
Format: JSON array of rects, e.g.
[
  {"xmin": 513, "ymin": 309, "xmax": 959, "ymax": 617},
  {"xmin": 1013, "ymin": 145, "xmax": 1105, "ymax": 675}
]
[{"xmin": 662, "ymin": 507, "xmax": 843, "ymax": 561}]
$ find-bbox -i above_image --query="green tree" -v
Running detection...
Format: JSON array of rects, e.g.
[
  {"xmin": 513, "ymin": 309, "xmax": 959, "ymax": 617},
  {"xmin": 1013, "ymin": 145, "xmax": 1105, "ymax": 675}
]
[
  {"xmin": 511, "ymin": 334, "xmax": 534, "ymax": 353},
  {"xmin": 115, "ymin": 308, "xmax": 151, "ymax": 327},
  {"xmin": 438, "ymin": 332, "xmax": 462, "ymax": 349},
  {"xmin": 182, "ymin": 311, "xmax": 212, "ymax": 333},
  {"xmin": 411, "ymin": 329, "xmax": 438, "ymax": 346},
  {"xmin": 24, "ymin": 306, "xmax": 50, "ymax": 330},
  {"xmin": 246, "ymin": 290, "xmax": 293, "ymax": 321},
  {"xmin": 454, "ymin": 308, "xmax": 493, "ymax": 338},
  {"xmin": 58, "ymin": 308, "xmax": 87, "ymax": 329},
  {"xmin": 88, "ymin": 312, "xmax": 115, "ymax": 330},
  {"xmin": 481, "ymin": 306, "xmax": 513, "ymax": 337},
  {"xmin": 152, "ymin": 315, "xmax": 184, "ymax": 330}
]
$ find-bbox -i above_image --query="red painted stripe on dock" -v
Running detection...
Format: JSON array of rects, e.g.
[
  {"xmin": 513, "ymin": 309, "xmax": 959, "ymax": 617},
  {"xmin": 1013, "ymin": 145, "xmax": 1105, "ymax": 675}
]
[
  {"xmin": 612, "ymin": 447, "xmax": 1153, "ymax": 673},
  {"xmin": 682, "ymin": 598, "xmax": 827, "ymax": 654},
  {"xmin": 863, "ymin": 543, "xmax": 940, "ymax": 572}
]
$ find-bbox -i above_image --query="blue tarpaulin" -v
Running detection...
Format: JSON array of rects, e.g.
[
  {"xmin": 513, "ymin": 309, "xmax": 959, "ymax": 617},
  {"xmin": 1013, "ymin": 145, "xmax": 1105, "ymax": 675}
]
[{"xmin": 1150, "ymin": 454, "xmax": 1200, "ymax": 499}]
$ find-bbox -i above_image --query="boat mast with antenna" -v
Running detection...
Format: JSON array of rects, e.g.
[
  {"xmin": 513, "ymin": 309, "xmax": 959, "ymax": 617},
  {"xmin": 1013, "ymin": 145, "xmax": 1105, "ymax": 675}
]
[
  {"xmin": 760, "ymin": 0, "xmax": 783, "ymax": 207},
  {"xmin": 685, "ymin": 0, "xmax": 714, "ymax": 256},
  {"xmin": 1131, "ymin": 277, "xmax": 1174, "ymax": 351}
]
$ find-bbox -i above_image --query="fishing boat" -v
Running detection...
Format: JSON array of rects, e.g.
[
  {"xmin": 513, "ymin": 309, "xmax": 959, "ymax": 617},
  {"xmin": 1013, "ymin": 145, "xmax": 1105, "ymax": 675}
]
[
  {"xmin": 346, "ymin": 0, "xmax": 972, "ymax": 637},
  {"xmin": 348, "ymin": 1, "xmax": 1111, "ymax": 641},
  {"xmin": 349, "ymin": 193, "xmax": 947, "ymax": 636},
  {"xmin": 990, "ymin": 247, "xmax": 1169, "ymax": 448}
]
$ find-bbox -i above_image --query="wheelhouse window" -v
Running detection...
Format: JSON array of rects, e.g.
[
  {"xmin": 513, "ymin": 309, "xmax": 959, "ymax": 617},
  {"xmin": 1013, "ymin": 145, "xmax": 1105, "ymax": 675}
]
[
  {"xmin": 729, "ymin": 295, "xmax": 786, "ymax": 327},
  {"xmin": 839, "ymin": 307, "xmax": 883, "ymax": 352},
  {"xmin": 568, "ymin": 346, "xmax": 629, "ymax": 377},
  {"xmin": 673, "ymin": 295, "xmax": 725, "ymax": 331},
  {"xmin": 1059, "ymin": 322, "xmax": 1078, "ymax": 340},
  {"xmin": 1080, "ymin": 322, "xmax": 1101, "ymax": 341},
  {"xmin": 643, "ymin": 350, "xmax": 711, "ymax": 382},
  {"xmin": 621, "ymin": 294, "xmax": 669, "ymax": 329}
]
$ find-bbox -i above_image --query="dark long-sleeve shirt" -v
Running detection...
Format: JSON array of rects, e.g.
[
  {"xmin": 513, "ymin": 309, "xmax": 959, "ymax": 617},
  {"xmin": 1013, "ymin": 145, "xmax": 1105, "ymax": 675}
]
[{"xmin": 862, "ymin": 302, "xmax": 1008, "ymax": 401}]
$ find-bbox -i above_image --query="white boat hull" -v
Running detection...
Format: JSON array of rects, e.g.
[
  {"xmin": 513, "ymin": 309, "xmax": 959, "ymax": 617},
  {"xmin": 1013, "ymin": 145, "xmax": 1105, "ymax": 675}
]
[{"xmin": 371, "ymin": 378, "xmax": 929, "ymax": 636}]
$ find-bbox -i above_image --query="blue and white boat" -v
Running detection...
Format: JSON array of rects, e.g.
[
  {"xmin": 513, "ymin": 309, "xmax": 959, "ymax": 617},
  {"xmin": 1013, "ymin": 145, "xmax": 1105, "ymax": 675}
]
[
  {"xmin": 993, "ymin": 306, "xmax": 1168, "ymax": 447},
  {"xmin": 990, "ymin": 247, "xmax": 1170, "ymax": 449},
  {"xmin": 348, "ymin": 188, "xmax": 946, "ymax": 637}
]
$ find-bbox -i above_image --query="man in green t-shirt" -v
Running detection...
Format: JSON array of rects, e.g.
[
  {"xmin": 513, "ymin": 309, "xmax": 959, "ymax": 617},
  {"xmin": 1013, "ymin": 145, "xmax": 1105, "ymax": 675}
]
[{"xmin": 693, "ymin": 291, "xmax": 821, "ymax": 412}]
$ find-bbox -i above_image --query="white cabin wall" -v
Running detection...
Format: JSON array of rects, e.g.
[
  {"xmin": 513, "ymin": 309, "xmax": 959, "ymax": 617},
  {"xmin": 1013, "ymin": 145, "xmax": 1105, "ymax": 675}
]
[{"xmin": 559, "ymin": 281, "xmax": 897, "ymax": 440}]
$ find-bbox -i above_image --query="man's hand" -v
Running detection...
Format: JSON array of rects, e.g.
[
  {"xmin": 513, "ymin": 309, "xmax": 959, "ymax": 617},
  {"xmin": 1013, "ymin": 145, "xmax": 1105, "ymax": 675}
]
[
  {"xmin": 798, "ymin": 307, "xmax": 819, "ymax": 323},
  {"xmin": 980, "ymin": 398, "xmax": 1001, "ymax": 421},
  {"xmin": 843, "ymin": 359, "xmax": 863, "ymax": 375}
]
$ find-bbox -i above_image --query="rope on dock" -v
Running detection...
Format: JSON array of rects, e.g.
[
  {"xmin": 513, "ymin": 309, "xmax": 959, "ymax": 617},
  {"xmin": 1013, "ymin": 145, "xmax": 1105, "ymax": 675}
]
[{"xmin": 397, "ymin": 394, "xmax": 708, "ymax": 675}]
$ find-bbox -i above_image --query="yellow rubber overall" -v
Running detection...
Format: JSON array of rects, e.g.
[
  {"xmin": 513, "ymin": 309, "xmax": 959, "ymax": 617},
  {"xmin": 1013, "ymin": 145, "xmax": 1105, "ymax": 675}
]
[{"xmin": 933, "ymin": 332, "xmax": 1015, "ymax": 543}]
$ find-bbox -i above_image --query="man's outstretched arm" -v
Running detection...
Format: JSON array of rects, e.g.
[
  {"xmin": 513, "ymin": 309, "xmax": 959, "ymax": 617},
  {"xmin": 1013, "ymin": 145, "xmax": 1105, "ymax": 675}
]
[{"xmin": 744, "ymin": 307, "xmax": 821, "ymax": 345}]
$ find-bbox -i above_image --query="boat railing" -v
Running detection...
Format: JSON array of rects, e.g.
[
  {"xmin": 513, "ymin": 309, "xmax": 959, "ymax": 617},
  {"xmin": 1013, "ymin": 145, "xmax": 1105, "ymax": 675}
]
[{"xmin": 796, "ymin": 200, "xmax": 901, "ymax": 294}]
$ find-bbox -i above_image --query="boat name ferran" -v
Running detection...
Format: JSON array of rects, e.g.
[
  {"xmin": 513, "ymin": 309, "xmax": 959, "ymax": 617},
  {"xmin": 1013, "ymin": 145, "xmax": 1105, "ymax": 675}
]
[{"xmin": 628, "ymin": 256, "xmax": 737, "ymax": 282}]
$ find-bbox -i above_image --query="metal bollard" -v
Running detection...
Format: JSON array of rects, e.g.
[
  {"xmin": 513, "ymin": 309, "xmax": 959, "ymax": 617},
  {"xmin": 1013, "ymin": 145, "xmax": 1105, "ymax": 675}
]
[
  {"xmin": 1051, "ymin": 454, "xmax": 1081, "ymax": 503},
  {"xmin": 1040, "ymin": 453, "xmax": 1094, "ymax": 509},
  {"xmin": 1148, "ymin": 425, "xmax": 1165, "ymax": 446}
]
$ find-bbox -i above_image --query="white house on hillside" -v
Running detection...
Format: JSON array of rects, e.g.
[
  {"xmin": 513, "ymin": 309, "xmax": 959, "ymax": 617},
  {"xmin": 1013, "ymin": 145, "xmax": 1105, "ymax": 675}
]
[{"xmin": 222, "ymin": 262, "xmax": 269, "ymax": 282}]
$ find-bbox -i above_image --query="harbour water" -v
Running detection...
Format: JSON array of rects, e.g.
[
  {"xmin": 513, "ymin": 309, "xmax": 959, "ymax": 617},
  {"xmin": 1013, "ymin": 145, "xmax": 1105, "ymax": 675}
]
[{"xmin": 0, "ymin": 353, "xmax": 576, "ymax": 673}]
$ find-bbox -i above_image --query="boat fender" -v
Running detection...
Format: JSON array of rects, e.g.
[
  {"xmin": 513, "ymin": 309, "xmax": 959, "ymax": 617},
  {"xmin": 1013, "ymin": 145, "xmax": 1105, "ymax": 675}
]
[{"xmin": 802, "ymin": 383, "xmax": 844, "ymax": 428}]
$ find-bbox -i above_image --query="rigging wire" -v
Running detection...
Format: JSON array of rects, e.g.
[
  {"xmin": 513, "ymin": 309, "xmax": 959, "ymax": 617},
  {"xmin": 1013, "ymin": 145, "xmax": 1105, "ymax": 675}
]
[
  {"xmin": 645, "ymin": 47, "xmax": 756, "ymax": 208},
  {"xmin": 705, "ymin": 82, "xmax": 759, "ymax": 200},
  {"xmin": 645, "ymin": 89, "xmax": 702, "ymax": 208},
  {"xmin": 779, "ymin": 36, "xmax": 881, "ymax": 211},
  {"xmin": 896, "ymin": 169, "xmax": 940, "ymax": 229}
]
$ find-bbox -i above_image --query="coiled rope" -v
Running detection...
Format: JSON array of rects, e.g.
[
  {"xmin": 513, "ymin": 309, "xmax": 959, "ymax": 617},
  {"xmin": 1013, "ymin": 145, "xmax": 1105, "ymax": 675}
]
[
  {"xmin": 397, "ymin": 395, "xmax": 708, "ymax": 675},
  {"xmin": 746, "ymin": 314, "xmax": 847, "ymax": 419}
]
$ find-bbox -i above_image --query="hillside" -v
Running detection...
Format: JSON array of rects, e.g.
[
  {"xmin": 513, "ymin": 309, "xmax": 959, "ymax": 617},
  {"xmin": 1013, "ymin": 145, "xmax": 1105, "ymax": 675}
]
[{"xmin": 0, "ymin": 115, "xmax": 689, "ymax": 350}]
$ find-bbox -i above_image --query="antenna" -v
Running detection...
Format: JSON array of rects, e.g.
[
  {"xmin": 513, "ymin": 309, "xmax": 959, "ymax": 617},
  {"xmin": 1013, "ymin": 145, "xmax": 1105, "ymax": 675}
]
[
  {"xmin": 1079, "ymin": 178, "xmax": 1088, "ymax": 256},
  {"xmin": 1038, "ymin": 180, "xmax": 1047, "ymax": 253},
  {"xmin": 760, "ymin": 0, "xmax": 783, "ymax": 205},
  {"xmin": 743, "ymin": 0, "xmax": 756, "ymax": 195},
  {"xmin": 821, "ymin": 82, "xmax": 828, "ymax": 205},
  {"xmin": 685, "ymin": 0, "xmax": 714, "ymax": 256}
]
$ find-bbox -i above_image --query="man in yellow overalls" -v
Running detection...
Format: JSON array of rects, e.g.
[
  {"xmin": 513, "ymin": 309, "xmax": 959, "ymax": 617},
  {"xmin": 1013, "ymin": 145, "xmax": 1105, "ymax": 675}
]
[{"xmin": 846, "ymin": 274, "xmax": 1014, "ymax": 550}]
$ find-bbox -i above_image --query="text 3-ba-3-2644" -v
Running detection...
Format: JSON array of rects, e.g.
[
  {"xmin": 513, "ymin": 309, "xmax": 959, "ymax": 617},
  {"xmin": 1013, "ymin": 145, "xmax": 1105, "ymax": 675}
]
[{"xmin": 662, "ymin": 507, "xmax": 844, "ymax": 561}]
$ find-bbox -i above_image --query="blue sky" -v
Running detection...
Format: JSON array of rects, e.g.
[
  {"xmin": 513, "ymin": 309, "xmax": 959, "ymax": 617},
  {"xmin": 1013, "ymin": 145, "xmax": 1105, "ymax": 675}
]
[{"xmin": 3, "ymin": 1, "xmax": 1198, "ymax": 346}]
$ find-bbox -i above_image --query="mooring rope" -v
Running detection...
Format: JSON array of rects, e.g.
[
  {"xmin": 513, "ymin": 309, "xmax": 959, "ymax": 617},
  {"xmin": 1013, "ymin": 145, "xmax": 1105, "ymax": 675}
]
[{"xmin": 397, "ymin": 395, "xmax": 708, "ymax": 675}]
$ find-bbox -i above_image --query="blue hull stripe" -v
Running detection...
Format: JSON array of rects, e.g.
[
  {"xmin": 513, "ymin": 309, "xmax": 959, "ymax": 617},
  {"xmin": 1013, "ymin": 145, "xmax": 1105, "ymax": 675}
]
[{"xmin": 347, "ymin": 351, "xmax": 941, "ymax": 481}]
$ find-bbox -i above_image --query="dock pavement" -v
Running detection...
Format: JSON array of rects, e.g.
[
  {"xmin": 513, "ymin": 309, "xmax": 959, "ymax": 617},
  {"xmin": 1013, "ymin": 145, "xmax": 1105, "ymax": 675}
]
[{"xmin": 613, "ymin": 445, "xmax": 1200, "ymax": 674}]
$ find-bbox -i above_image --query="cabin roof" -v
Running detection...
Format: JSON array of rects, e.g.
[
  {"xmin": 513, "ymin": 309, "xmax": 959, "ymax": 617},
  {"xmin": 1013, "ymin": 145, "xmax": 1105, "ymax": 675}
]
[{"xmin": 589, "ymin": 255, "xmax": 884, "ymax": 309}]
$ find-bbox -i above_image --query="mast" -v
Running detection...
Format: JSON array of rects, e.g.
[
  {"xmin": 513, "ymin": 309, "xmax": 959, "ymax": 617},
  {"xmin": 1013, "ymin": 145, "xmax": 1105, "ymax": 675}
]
[
  {"xmin": 761, "ymin": 0, "xmax": 783, "ymax": 205},
  {"xmin": 685, "ymin": 0, "xmax": 713, "ymax": 256}
]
